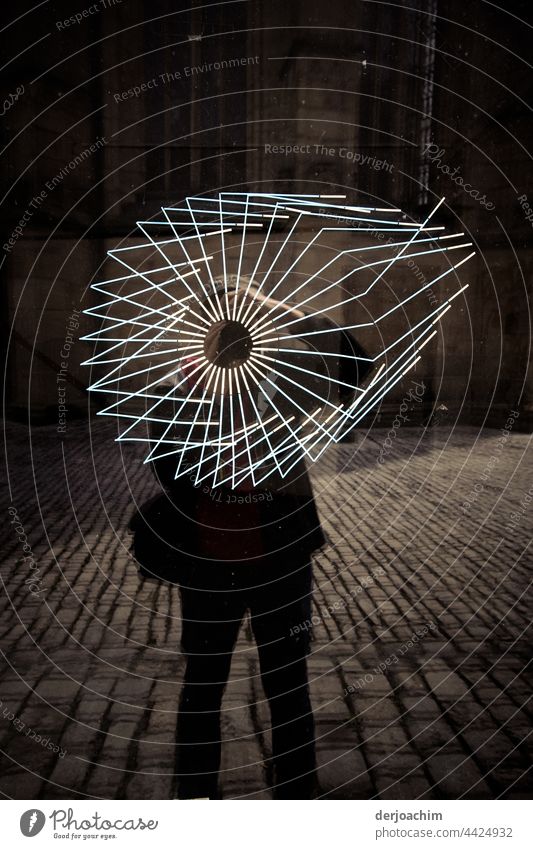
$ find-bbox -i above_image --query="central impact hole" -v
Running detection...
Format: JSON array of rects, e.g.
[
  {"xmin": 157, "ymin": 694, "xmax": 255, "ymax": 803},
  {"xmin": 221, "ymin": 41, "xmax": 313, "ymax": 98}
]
[{"xmin": 204, "ymin": 319, "xmax": 253, "ymax": 368}]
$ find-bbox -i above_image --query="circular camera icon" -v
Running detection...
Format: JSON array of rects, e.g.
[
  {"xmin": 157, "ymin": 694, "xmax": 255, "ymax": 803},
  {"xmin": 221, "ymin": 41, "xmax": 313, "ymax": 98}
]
[{"xmin": 20, "ymin": 809, "xmax": 46, "ymax": 837}]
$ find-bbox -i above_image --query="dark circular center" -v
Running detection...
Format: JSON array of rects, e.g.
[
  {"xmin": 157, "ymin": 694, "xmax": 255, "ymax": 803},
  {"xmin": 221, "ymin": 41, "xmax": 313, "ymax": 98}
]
[{"xmin": 203, "ymin": 319, "xmax": 253, "ymax": 368}]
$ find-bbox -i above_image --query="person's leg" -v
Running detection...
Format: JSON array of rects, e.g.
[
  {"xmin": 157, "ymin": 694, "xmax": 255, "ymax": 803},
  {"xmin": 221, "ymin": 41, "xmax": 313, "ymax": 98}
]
[
  {"xmin": 250, "ymin": 561, "xmax": 317, "ymax": 799},
  {"xmin": 177, "ymin": 576, "xmax": 245, "ymax": 799}
]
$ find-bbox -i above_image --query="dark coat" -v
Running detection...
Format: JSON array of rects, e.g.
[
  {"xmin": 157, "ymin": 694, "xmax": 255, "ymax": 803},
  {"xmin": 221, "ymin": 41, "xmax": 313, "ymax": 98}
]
[{"xmin": 132, "ymin": 313, "xmax": 372, "ymax": 583}]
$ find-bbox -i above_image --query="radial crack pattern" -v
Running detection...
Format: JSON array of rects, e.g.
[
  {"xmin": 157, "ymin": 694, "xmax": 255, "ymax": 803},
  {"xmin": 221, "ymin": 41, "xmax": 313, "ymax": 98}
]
[{"xmin": 83, "ymin": 193, "xmax": 473, "ymax": 488}]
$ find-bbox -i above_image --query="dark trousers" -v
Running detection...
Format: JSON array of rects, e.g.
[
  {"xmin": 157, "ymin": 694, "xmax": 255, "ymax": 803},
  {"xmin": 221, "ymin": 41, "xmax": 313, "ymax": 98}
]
[{"xmin": 176, "ymin": 559, "xmax": 316, "ymax": 799}]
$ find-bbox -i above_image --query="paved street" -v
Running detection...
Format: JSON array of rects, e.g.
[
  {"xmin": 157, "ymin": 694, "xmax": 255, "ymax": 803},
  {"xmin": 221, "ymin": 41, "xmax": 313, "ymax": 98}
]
[{"xmin": 1, "ymin": 418, "xmax": 531, "ymax": 799}]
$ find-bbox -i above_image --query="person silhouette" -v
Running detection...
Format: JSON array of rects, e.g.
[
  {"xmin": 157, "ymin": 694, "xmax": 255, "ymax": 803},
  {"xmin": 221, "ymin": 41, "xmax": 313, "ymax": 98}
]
[{"xmin": 147, "ymin": 284, "xmax": 372, "ymax": 799}]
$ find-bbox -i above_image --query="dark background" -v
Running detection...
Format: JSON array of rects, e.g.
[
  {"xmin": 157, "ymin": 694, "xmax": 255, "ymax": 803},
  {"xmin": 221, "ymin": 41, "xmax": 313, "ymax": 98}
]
[
  {"xmin": 1, "ymin": 0, "xmax": 532, "ymax": 431},
  {"xmin": 1, "ymin": 0, "xmax": 532, "ymax": 804}
]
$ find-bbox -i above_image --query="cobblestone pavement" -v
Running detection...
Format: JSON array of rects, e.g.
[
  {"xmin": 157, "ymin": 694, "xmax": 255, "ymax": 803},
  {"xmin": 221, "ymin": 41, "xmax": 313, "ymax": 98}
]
[{"xmin": 1, "ymin": 418, "xmax": 531, "ymax": 799}]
